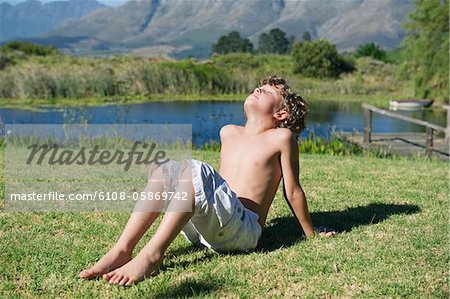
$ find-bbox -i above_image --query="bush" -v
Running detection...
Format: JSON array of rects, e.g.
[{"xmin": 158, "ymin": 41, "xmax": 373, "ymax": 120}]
[
  {"xmin": 0, "ymin": 53, "xmax": 16, "ymax": 70},
  {"xmin": 291, "ymin": 40, "xmax": 355, "ymax": 78},
  {"xmin": 355, "ymin": 42, "xmax": 387, "ymax": 62},
  {"xmin": 0, "ymin": 41, "xmax": 60, "ymax": 56}
]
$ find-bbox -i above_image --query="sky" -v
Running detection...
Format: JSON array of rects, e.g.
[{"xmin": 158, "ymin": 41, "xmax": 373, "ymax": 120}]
[{"xmin": 1, "ymin": 0, "xmax": 130, "ymax": 7}]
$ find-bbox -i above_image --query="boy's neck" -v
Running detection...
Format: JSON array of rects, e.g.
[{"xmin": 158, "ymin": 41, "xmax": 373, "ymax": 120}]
[{"xmin": 243, "ymin": 116, "xmax": 277, "ymax": 136}]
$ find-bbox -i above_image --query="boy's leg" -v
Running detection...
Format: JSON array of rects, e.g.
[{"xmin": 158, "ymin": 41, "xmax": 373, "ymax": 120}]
[
  {"xmin": 79, "ymin": 166, "xmax": 166, "ymax": 279},
  {"xmin": 103, "ymin": 166, "xmax": 195, "ymax": 286}
]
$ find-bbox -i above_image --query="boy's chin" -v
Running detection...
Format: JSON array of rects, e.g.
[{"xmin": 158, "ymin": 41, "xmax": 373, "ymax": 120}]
[
  {"xmin": 245, "ymin": 95, "xmax": 257, "ymax": 103},
  {"xmin": 243, "ymin": 99, "xmax": 256, "ymax": 113}
]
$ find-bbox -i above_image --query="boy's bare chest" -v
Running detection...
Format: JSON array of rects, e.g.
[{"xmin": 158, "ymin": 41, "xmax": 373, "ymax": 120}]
[{"xmin": 220, "ymin": 136, "xmax": 278, "ymax": 168}]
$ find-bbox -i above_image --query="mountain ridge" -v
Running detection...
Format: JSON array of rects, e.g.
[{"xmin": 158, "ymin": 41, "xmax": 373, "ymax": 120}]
[{"xmin": 2, "ymin": 0, "xmax": 414, "ymax": 58}]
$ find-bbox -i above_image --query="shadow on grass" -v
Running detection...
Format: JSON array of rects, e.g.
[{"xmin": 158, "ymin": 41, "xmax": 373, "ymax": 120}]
[
  {"xmin": 163, "ymin": 244, "xmax": 217, "ymax": 271},
  {"xmin": 257, "ymin": 203, "xmax": 420, "ymax": 252},
  {"xmin": 152, "ymin": 279, "xmax": 222, "ymax": 298}
]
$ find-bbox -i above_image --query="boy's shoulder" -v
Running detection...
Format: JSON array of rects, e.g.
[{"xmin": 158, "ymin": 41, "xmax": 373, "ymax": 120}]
[
  {"xmin": 271, "ymin": 127, "xmax": 294, "ymax": 140},
  {"xmin": 263, "ymin": 129, "xmax": 297, "ymax": 157},
  {"xmin": 219, "ymin": 124, "xmax": 242, "ymax": 139},
  {"xmin": 266, "ymin": 128, "xmax": 295, "ymax": 147}
]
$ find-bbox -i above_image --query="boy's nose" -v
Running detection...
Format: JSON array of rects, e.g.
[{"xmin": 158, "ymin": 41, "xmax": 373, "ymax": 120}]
[{"xmin": 254, "ymin": 87, "xmax": 261, "ymax": 94}]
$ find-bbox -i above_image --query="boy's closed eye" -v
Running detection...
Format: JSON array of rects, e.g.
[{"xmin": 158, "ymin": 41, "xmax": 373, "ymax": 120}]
[{"xmin": 259, "ymin": 87, "xmax": 272, "ymax": 95}]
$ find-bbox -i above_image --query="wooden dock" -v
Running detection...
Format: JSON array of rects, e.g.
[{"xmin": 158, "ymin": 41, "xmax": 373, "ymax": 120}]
[{"xmin": 342, "ymin": 132, "xmax": 449, "ymax": 160}]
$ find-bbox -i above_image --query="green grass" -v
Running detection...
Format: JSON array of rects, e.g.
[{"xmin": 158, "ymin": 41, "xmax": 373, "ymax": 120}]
[{"xmin": 0, "ymin": 151, "xmax": 448, "ymax": 298}]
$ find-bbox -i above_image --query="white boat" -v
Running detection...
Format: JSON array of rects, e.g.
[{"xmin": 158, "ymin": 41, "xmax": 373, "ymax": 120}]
[{"xmin": 389, "ymin": 99, "xmax": 434, "ymax": 109}]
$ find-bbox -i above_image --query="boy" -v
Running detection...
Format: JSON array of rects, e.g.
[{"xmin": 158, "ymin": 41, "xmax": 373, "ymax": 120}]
[{"xmin": 79, "ymin": 75, "xmax": 335, "ymax": 286}]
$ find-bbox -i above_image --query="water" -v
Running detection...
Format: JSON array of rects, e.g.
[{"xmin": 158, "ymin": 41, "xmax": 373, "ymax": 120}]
[{"xmin": 0, "ymin": 100, "xmax": 447, "ymax": 146}]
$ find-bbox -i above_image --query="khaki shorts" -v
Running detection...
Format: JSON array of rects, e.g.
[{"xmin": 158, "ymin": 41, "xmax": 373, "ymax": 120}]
[{"xmin": 162, "ymin": 159, "xmax": 262, "ymax": 252}]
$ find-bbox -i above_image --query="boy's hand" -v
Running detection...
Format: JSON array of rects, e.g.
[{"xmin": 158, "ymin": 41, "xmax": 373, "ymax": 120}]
[{"xmin": 313, "ymin": 226, "xmax": 336, "ymax": 237}]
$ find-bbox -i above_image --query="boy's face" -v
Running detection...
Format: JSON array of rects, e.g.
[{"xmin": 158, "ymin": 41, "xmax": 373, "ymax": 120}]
[{"xmin": 244, "ymin": 84, "xmax": 285, "ymax": 117}]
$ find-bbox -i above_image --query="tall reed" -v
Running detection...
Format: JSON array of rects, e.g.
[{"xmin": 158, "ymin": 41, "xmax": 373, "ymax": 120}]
[{"xmin": 0, "ymin": 53, "xmax": 409, "ymax": 101}]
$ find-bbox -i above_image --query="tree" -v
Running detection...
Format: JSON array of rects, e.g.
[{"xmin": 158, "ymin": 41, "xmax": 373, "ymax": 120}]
[
  {"xmin": 288, "ymin": 35, "xmax": 296, "ymax": 53},
  {"xmin": 291, "ymin": 40, "xmax": 355, "ymax": 78},
  {"xmin": 401, "ymin": 0, "xmax": 449, "ymax": 100},
  {"xmin": 302, "ymin": 31, "xmax": 312, "ymax": 42},
  {"xmin": 0, "ymin": 41, "xmax": 59, "ymax": 56},
  {"xmin": 212, "ymin": 31, "xmax": 254, "ymax": 55},
  {"xmin": 257, "ymin": 28, "xmax": 290, "ymax": 54},
  {"xmin": 355, "ymin": 42, "xmax": 387, "ymax": 62},
  {"xmin": 258, "ymin": 33, "xmax": 270, "ymax": 53}
]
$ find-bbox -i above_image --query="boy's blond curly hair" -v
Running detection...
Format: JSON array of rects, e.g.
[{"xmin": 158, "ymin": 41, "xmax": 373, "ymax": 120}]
[{"xmin": 260, "ymin": 75, "xmax": 308, "ymax": 139}]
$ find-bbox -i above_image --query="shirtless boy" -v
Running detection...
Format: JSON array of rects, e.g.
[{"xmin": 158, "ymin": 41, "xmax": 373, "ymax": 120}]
[{"xmin": 79, "ymin": 75, "xmax": 335, "ymax": 286}]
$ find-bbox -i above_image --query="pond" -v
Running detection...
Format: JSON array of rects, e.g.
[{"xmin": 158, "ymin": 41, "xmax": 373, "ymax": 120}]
[{"xmin": 0, "ymin": 100, "xmax": 446, "ymax": 146}]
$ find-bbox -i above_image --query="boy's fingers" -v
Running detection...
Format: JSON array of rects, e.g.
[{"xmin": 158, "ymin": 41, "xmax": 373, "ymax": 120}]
[
  {"xmin": 314, "ymin": 226, "xmax": 336, "ymax": 237},
  {"xmin": 325, "ymin": 231, "xmax": 336, "ymax": 237},
  {"xmin": 317, "ymin": 228, "xmax": 336, "ymax": 237}
]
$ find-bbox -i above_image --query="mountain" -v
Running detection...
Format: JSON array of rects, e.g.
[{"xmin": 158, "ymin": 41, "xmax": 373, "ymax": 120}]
[
  {"xmin": 317, "ymin": 0, "xmax": 413, "ymax": 50},
  {"xmin": 0, "ymin": 0, "xmax": 106, "ymax": 42},
  {"xmin": 6, "ymin": 0, "xmax": 414, "ymax": 57}
]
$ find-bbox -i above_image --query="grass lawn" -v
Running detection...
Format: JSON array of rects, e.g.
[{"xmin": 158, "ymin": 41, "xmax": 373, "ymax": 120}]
[{"xmin": 0, "ymin": 151, "xmax": 448, "ymax": 298}]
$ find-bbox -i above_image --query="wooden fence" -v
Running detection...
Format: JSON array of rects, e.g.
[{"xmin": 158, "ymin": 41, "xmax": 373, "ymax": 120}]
[{"xmin": 362, "ymin": 103, "xmax": 448, "ymax": 156}]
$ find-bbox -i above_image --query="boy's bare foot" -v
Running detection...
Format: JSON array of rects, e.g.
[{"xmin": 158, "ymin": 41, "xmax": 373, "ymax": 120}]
[
  {"xmin": 103, "ymin": 251, "xmax": 162, "ymax": 286},
  {"xmin": 79, "ymin": 246, "xmax": 132, "ymax": 279}
]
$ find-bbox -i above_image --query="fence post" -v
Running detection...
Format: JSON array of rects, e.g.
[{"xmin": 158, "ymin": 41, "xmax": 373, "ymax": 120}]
[
  {"xmin": 445, "ymin": 105, "xmax": 450, "ymax": 145},
  {"xmin": 425, "ymin": 127, "xmax": 434, "ymax": 156},
  {"xmin": 364, "ymin": 107, "xmax": 372, "ymax": 145}
]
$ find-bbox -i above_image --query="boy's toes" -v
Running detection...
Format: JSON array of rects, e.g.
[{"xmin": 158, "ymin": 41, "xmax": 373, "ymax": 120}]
[
  {"xmin": 79, "ymin": 270, "xmax": 90, "ymax": 278},
  {"xmin": 113, "ymin": 274, "xmax": 124, "ymax": 284},
  {"xmin": 109, "ymin": 273, "xmax": 123, "ymax": 284},
  {"xmin": 125, "ymin": 278, "xmax": 135, "ymax": 286},
  {"xmin": 79, "ymin": 269, "xmax": 96, "ymax": 279},
  {"xmin": 107, "ymin": 275, "xmax": 116, "ymax": 283},
  {"xmin": 108, "ymin": 274, "xmax": 118, "ymax": 283},
  {"xmin": 103, "ymin": 270, "xmax": 116, "ymax": 281},
  {"xmin": 119, "ymin": 276, "xmax": 129, "ymax": 286}
]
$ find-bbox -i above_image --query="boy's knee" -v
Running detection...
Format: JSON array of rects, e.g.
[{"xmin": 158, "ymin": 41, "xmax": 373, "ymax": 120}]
[
  {"xmin": 147, "ymin": 163, "xmax": 164, "ymax": 180},
  {"xmin": 157, "ymin": 160, "xmax": 183, "ymax": 193},
  {"xmin": 176, "ymin": 165, "xmax": 195, "ymax": 206}
]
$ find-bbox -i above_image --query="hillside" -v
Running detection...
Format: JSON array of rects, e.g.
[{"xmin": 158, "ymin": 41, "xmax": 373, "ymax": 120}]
[{"xmin": 0, "ymin": 0, "xmax": 106, "ymax": 42}]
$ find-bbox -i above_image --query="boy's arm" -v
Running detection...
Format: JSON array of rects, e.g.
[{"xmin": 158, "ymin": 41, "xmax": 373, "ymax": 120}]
[{"xmin": 279, "ymin": 129, "xmax": 315, "ymax": 237}]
